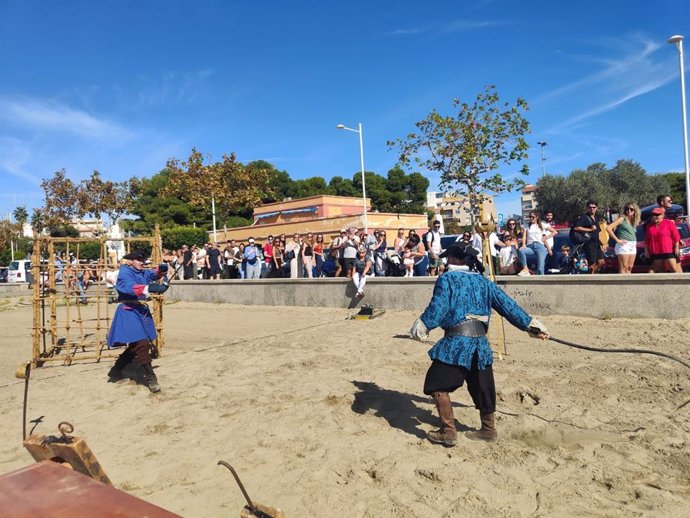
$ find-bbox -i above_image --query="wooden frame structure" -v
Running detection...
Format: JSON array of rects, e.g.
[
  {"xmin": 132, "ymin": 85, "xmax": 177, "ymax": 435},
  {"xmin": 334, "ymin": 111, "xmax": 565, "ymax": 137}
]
[{"xmin": 30, "ymin": 227, "xmax": 164, "ymax": 367}]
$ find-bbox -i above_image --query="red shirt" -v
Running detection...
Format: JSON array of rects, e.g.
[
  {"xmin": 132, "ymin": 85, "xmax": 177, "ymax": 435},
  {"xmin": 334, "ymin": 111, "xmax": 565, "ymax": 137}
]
[
  {"xmin": 263, "ymin": 243, "xmax": 273, "ymax": 263},
  {"xmin": 645, "ymin": 219, "xmax": 680, "ymax": 255}
]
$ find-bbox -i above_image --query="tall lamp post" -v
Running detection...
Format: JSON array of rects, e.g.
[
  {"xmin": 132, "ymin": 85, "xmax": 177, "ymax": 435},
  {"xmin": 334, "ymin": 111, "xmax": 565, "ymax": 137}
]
[
  {"xmin": 668, "ymin": 35, "xmax": 690, "ymax": 215},
  {"xmin": 336, "ymin": 123, "xmax": 368, "ymax": 233},
  {"xmin": 537, "ymin": 141, "xmax": 548, "ymax": 177}
]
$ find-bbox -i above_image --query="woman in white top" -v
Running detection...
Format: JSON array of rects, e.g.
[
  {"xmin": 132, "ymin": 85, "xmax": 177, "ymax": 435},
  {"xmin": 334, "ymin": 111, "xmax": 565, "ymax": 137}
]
[{"xmin": 517, "ymin": 211, "xmax": 556, "ymax": 276}]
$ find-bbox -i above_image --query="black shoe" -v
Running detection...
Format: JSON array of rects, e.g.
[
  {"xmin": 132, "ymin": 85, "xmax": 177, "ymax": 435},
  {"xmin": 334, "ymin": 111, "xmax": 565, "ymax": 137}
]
[
  {"xmin": 141, "ymin": 363, "xmax": 161, "ymax": 393},
  {"xmin": 107, "ymin": 367, "xmax": 125, "ymax": 382}
]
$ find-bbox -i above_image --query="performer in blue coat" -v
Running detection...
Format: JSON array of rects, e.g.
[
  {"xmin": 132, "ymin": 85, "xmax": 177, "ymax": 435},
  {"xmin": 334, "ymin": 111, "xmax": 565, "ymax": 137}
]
[
  {"xmin": 107, "ymin": 250, "xmax": 169, "ymax": 392},
  {"xmin": 410, "ymin": 242, "xmax": 549, "ymax": 446}
]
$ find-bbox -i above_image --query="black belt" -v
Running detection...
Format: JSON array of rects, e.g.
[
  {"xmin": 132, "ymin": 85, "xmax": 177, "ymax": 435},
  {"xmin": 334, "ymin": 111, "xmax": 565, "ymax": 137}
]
[{"xmin": 444, "ymin": 319, "xmax": 487, "ymax": 338}]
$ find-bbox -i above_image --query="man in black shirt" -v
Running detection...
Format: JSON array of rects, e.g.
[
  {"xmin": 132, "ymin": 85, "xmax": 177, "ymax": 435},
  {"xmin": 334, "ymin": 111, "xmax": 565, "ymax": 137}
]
[
  {"xmin": 571, "ymin": 200, "xmax": 605, "ymax": 273},
  {"xmin": 182, "ymin": 245, "xmax": 195, "ymax": 280}
]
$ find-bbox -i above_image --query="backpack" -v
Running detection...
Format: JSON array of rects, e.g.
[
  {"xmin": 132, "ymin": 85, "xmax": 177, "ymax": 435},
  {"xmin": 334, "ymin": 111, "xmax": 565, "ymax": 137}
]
[
  {"xmin": 569, "ymin": 214, "xmax": 593, "ymax": 245},
  {"xmin": 422, "ymin": 231, "xmax": 435, "ymax": 252}
]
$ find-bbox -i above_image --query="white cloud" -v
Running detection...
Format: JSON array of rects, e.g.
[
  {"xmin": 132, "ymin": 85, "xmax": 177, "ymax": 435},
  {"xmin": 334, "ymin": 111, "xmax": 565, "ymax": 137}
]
[
  {"xmin": 387, "ymin": 19, "xmax": 506, "ymax": 37},
  {"xmin": 0, "ymin": 136, "xmax": 42, "ymax": 186},
  {"xmin": 0, "ymin": 96, "xmax": 132, "ymax": 140},
  {"xmin": 134, "ymin": 69, "xmax": 215, "ymax": 108},
  {"xmin": 539, "ymin": 35, "xmax": 678, "ymax": 132}
]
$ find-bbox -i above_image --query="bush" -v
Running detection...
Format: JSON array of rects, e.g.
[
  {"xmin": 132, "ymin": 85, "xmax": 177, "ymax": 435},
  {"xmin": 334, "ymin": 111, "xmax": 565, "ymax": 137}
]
[{"xmin": 161, "ymin": 226, "xmax": 208, "ymax": 250}]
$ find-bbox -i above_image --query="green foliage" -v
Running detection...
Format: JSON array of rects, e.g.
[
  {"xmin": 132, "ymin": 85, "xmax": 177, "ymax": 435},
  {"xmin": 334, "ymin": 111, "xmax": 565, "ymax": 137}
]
[
  {"xmin": 47, "ymin": 224, "xmax": 80, "ymax": 238},
  {"xmin": 221, "ymin": 216, "xmax": 253, "ymax": 229},
  {"xmin": 535, "ymin": 159, "xmax": 671, "ymax": 223},
  {"xmin": 0, "ymin": 236, "xmax": 32, "ymax": 264},
  {"xmin": 13, "ymin": 206, "xmax": 28, "ymax": 226},
  {"xmin": 160, "ymin": 226, "xmax": 209, "ymax": 250},
  {"xmin": 389, "ymin": 85, "xmax": 530, "ymax": 223},
  {"xmin": 122, "ymin": 169, "xmax": 211, "ymax": 234},
  {"xmin": 78, "ymin": 242, "xmax": 102, "ymax": 261}
]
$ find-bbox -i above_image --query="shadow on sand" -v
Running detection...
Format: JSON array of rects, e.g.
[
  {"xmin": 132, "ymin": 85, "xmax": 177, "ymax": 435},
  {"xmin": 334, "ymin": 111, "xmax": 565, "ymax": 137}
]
[{"xmin": 350, "ymin": 380, "xmax": 471, "ymax": 439}]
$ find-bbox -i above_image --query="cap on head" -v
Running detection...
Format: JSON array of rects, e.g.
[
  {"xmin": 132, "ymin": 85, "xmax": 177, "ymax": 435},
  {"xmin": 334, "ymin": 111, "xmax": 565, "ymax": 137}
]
[{"xmin": 651, "ymin": 207, "xmax": 665, "ymax": 215}]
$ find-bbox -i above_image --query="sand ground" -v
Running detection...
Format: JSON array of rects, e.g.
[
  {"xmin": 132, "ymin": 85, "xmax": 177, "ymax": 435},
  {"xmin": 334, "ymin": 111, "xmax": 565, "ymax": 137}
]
[{"xmin": 0, "ymin": 298, "xmax": 689, "ymax": 517}]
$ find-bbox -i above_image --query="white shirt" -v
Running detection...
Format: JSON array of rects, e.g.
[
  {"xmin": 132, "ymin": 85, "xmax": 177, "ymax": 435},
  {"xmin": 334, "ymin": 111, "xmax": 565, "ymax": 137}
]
[
  {"xmin": 525, "ymin": 222, "xmax": 552, "ymax": 246},
  {"xmin": 426, "ymin": 230, "xmax": 442, "ymax": 255},
  {"xmin": 499, "ymin": 246, "xmax": 517, "ymax": 268}
]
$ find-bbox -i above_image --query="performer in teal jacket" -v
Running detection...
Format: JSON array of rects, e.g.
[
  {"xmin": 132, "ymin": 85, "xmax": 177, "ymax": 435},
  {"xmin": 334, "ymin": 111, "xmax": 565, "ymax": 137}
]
[
  {"xmin": 410, "ymin": 242, "xmax": 549, "ymax": 446},
  {"xmin": 107, "ymin": 250, "xmax": 169, "ymax": 393}
]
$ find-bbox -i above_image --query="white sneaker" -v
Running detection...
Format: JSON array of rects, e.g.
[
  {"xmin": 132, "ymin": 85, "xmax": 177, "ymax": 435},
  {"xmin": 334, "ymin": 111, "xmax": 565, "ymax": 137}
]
[{"xmin": 517, "ymin": 270, "xmax": 531, "ymax": 277}]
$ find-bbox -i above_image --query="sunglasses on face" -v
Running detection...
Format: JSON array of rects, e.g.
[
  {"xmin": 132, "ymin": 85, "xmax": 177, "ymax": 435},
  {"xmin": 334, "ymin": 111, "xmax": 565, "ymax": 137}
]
[{"xmin": 625, "ymin": 208, "xmax": 634, "ymax": 212}]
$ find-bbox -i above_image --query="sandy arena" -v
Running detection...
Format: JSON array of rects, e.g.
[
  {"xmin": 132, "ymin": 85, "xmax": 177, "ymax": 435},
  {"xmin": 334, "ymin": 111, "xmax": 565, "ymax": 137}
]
[{"xmin": 0, "ymin": 298, "xmax": 689, "ymax": 517}]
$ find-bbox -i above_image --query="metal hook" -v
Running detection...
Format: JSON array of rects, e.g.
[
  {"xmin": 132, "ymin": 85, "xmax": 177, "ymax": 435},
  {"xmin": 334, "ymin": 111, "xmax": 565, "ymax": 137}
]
[
  {"xmin": 58, "ymin": 421, "xmax": 74, "ymax": 439},
  {"xmin": 217, "ymin": 460, "xmax": 254, "ymax": 510}
]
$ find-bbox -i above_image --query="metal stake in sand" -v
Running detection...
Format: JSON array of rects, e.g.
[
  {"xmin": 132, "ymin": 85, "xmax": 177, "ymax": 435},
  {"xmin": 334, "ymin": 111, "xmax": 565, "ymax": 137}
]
[{"xmin": 217, "ymin": 461, "xmax": 285, "ymax": 518}]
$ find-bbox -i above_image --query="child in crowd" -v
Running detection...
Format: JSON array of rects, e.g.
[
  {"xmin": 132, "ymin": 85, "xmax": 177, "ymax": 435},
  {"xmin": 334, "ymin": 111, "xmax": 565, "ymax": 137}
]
[
  {"xmin": 499, "ymin": 234, "xmax": 519, "ymax": 274},
  {"xmin": 559, "ymin": 245, "xmax": 571, "ymax": 274},
  {"xmin": 403, "ymin": 244, "xmax": 415, "ymax": 277}
]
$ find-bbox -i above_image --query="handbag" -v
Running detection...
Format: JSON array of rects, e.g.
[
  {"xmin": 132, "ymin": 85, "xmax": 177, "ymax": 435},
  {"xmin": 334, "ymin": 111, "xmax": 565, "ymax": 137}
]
[{"xmin": 285, "ymin": 250, "xmax": 296, "ymax": 261}]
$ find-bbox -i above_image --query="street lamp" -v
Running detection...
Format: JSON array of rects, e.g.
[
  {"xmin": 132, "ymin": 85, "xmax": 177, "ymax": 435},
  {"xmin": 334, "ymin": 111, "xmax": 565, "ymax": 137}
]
[
  {"xmin": 668, "ymin": 35, "xmax": 690, "ymax": 216},
  {"xmin": 336, "ymin": 123, "xmax": 368, "ymax": 233},
  {"xmin": 537, "ymin": 141, "xmax": 547, "ymax": 177}
]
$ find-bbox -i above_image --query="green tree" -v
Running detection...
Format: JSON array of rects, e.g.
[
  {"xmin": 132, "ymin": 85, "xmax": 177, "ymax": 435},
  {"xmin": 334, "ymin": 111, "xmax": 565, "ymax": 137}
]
[
  {"xmin": 122, "ymin": 169, "xmax": 210, "ymax": 234},
  {"xmin": 389, "ymin": 85, "xmax": 530, "ymax": 223},
  {"xmin": 535, "ymin": 160, "xmax": 671, "ymax": 223},
  {"xmin": 13, "ymin": 206, "xmax": 28, "ymax": 227},
  {"xmin": 656, "ymin": 172, "xmax": 686, "ymax": 209}
]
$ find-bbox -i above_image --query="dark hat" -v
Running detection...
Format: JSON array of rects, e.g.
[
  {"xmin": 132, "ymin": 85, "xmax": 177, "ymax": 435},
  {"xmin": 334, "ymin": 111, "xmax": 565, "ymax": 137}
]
[
  {"xmin": 440, "ymin": 242, "xmax": 478, "ymax": 260},
  {"xmin": 123, "ymin": 250, "xmax": 146, "ymax": 261}
]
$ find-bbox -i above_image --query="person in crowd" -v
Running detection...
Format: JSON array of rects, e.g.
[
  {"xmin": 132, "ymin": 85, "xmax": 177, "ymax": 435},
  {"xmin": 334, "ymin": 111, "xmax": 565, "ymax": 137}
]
[
  {"xmin": 341, "ymin": 228, "xmax": 359, "ymax": 278},
  {"xmin": 331, "ymin": 230, "xmax": 346, "ymax": 277},
  {"xmin": 223, "ymin": 240, "xmax": 236, "ymax": 279},
  {"xmin": 402, "ymin": 243, "xmax": 415, "ymax": 277},
  {"xmin": 206, "ymin": 242, "xmax": 222, "ymax": 280},
  {"xmin": 656, "ymin": 194, "xmax": 679, "ymax": 221},
  {"xmin": 572, "ymin": 200, "xmax": 606, "ymax": 274},
  {"xmin": 517, "ymin": 211, "xmax": 556, "ymax": 276},
  {"xmin": 236, "ymin": 243, "xmax": 246, "ymax": 279},
  {"xmin": 106, "ymin": 250, "xmax": 169, "ymax": 393},
  {"xmin": 644, "ymin": 207, "xmax": 682, "ymax": 273},
  {"xmin": 542, "ymin": 209, "xmax": 557, "ymax": 271},
  {"xmin": 314, "ymin": 234, "xmax": 326, "ymax": 277},
  {"xmin": 272, "ymin": 237, "xmax": 285, "ymax": 278},
  {"xmin": 426, "ymin": 220, "xmax": 443, "ymax": 276},
  {"xmin": 262, "ymin": 235, "xmax": 274, "ymax": 278},
  {"xmin": 301, "ymin": 233, "xmax": 314, "ymax": 278},
  {"xmin": 243, "ymin": 238, "xmax": 262, "ymax": 279},
  {"xmin": 352, "ymin": 246, "xmax": 373, "ymax": 298},
  {"xmin": 499, "ymin": 234, "xmax": 519, "ymax": 275},
  {"xmin": 183, "ymin": 245, "xmax": 195, "ymax": 280},
  {"xmin": 409, "ymin": 233, "xmax": 428, "ymax": 277},
  {"xmin": 503, "ymin": 218, "xmax": 522, "ymax": 240},
  {"xmin": 606, "ymin": 202, "xmax": 640, "ymax": 274},
  {"xmin": 196, "ymin": 244, "xmax": 208, "ymax": 279},
  {"xmin": 558, "ymin": 245, "xmax": 573, "ymax": 274},
  {"xmin": 394, "ymin": 228, "xmax": 406, "ymax": 254},
  {"xmin": 409, "ymin": 242, "xmax": 549, "ymax": 446},
  {"xmin": 285, "ymin": 233, "xmax": 301, "ymax": 279},
  {"xmin": 374, "ymin": 229, "xmax": 388, "ymax": 276},
  {"xmin": 458, "ymin": 232, "xmax": 472, "ymax": 245}
]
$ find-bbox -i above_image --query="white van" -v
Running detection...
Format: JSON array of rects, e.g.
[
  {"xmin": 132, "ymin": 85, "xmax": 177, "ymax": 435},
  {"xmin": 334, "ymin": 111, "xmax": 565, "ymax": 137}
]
[{"xmin": 8, "ymin": 260, "xmax": 31, "ymax": 283}]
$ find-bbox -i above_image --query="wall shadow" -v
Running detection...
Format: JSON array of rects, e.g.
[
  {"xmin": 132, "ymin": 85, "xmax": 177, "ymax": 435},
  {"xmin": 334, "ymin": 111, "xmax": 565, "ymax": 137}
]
[{"xmin": 351, "ymin": 380, "xmax": 471, "ymax": 439}]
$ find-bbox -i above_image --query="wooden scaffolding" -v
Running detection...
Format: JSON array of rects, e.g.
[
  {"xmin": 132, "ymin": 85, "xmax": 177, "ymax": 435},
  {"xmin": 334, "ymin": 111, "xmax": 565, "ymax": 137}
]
[{"xmin": 30, "ymin": 228, "xmax": 164, "ymax": 367}]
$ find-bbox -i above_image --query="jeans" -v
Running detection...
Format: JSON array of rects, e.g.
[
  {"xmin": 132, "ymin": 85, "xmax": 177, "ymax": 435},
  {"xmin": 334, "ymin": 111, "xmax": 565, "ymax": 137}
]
[
  {"xmin": 413, "ymin": 255, "xmax": 429, "ymax": 277},
  {"xmin": 245, "ymin": 261, "xmax": 261, "ymax": 279},
  {"xmin": 518, "ymin": 242, "xmax": 548, "ymax": 275}
]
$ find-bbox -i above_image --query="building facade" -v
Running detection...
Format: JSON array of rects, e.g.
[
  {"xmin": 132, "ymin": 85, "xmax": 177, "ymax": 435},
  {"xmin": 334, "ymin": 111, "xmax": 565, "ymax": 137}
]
[
  {"xmin": 214, "ymin": 195, "xmax": 429, "ymax": 242},
  {"xmin": 521, "ymin": 184, "xmax": 538, "ymax": 222},
  {"xmin": 426, "ymin": 192, "xmax": 497, "ymax": 227}
]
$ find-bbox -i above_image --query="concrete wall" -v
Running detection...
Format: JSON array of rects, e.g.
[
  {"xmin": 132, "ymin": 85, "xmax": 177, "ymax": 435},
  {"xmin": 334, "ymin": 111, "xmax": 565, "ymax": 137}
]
[
  {"xmin": 0, "ymin": 283, "xmax": 31, "ymax": 298},
  {"xmin": 166, "ymin": 274, "xmax": 690, "ymax": 320}
]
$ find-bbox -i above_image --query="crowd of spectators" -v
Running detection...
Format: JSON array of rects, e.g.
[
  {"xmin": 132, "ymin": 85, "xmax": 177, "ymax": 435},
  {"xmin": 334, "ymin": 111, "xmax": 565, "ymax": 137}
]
[{"xmin": 160, "ymin": 193, "xmax": 686, "ymax": 282}]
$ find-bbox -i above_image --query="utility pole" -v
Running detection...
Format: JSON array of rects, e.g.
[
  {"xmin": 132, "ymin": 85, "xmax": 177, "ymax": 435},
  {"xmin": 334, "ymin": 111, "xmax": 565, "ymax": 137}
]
[{"xmin": 537, "ymin": 141, "xmax": 547, "ymax": 177}]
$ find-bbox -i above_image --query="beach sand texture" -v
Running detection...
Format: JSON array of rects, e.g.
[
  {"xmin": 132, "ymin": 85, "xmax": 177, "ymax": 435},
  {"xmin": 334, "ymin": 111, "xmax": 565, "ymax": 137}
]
[{"xmin": 0, "ymin": 299, "xmax": 689, "ymax": 517}]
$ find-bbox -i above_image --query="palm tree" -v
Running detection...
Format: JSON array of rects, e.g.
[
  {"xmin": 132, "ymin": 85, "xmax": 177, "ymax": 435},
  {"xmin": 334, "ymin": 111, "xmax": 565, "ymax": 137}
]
[
  {"xmin": 13, "ymin": 206, "xmax": 29, "ymax": 227},
  {"xmin": 30, "ymin": 208, "xmax": 45, "ymax": 233}
]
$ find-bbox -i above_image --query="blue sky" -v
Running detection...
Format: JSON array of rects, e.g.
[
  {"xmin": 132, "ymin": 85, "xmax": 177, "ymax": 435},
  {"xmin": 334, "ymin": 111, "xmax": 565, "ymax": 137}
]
[{"xmin": 1, "ymin": 0, "xmax": 689, "ymax": 220}]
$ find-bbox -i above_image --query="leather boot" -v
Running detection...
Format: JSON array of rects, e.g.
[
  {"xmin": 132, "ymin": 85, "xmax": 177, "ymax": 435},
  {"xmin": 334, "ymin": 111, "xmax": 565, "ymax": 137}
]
[
  {"xmin": 141, "ymin": 363, "xmax": 161, "ymax": 393},
  {"xmin": 427, "ymin": 392, "xmax": 457, "ymax": 447},
  {"xmin": 466, "ymin": 412, "xmax": 498, "ymax": 442},
  {"xmin": 107, "ymin": 348, "xmax": 134, "ymax": 382}
]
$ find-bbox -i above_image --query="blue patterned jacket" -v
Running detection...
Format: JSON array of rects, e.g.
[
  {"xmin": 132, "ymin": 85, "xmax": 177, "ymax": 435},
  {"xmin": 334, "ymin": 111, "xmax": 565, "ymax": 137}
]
[{"xmin": 420, "ymin": 270, "xmax": 532, "ymax": 370}]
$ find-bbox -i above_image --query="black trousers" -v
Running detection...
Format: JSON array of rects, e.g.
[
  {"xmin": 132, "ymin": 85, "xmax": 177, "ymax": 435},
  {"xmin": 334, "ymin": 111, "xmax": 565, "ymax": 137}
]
[{"xmin": 423, "ymin": 353, "xmax": 496, "ymax": 413}]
